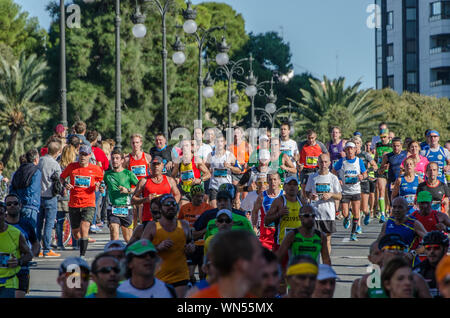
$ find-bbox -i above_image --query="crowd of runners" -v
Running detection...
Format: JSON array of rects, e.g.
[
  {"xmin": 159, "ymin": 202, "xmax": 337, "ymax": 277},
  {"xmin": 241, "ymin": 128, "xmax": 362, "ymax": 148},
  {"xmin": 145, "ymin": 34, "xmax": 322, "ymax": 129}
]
[{"xmin": 0, "ymin": 120, "xmax": 449, "ymax": 298}]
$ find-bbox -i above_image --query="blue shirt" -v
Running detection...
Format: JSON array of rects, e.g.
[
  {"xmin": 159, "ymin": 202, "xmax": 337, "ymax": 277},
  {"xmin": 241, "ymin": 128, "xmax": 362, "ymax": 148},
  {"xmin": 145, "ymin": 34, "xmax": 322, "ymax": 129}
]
[
  {"xmin": 333, "ymin": 157, "xmax": 367, "ymax": 173},
  {"xmin": 85, "ymin": 291, "xmax": 137, "ymax": 298}
]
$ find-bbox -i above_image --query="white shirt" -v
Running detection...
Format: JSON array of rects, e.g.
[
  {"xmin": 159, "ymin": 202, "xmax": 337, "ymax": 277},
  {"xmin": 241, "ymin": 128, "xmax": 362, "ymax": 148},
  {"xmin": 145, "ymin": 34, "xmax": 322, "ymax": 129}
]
[
  {"xmin": 240, "ymin": 191, "xmax": 259, "ymax": 212},
  {"xmin": 196, "ymin": 143, "xmax": 213, "ymax": 162},
  {"xmin": 305, "ymin": 172, "xmax": 341, "ymax": 221},
  {"xmin": 280, "ymin": 139, "xmax": 299, "ymax": 157},
  {"xmin": 117, "ymin": 279, "xmax": 174, "ymax": 298}
]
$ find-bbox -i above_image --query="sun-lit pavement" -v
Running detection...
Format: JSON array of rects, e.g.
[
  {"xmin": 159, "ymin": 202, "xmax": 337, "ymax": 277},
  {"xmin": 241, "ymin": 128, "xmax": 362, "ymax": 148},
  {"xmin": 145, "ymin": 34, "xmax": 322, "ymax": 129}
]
[{"xmin": 27, "ymin": 219, "xmax": 383, "ymax": 298}]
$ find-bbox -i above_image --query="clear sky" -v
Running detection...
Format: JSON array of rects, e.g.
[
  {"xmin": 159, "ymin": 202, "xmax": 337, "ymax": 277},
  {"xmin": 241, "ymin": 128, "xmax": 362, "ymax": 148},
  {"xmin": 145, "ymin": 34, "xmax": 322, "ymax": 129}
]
[{"xmin": 15, "ymin": 0, "xmax": 376, "ymax": 89}]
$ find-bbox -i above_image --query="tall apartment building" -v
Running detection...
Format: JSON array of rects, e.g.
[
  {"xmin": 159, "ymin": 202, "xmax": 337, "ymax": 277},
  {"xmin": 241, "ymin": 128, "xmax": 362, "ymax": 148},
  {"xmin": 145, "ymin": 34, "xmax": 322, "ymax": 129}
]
[{"xmin": 376, "ymin": 0, "xmax": 450, "ymax": 98}]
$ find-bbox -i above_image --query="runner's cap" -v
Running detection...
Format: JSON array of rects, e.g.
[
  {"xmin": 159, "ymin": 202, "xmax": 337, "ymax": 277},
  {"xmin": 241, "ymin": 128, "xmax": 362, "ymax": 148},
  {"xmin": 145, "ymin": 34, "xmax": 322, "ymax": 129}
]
[
  {"xmin": 151, "ymin": 156, "xmax": 164, "ymax": 164},
  {"xmin": 125, "ymin": 239, "xmax": 157, "ymax": 256},
  {"xmin": 317, "ymin": 264, "xmax": 339, "ymax": 281},
  {"xmin": 426, "ymin": 130, "xmax": 440, "ymax": 137},
  {"xmin": 104, "ymin": 240, "xmax": 126, "ymax": 253},
  {"xmin": 353, "ymin": 131, "xmax": 362, "ymax": 137},
  {"xmin": 379, "ymin": 128, "xmax": 389, "ymax": 136},
  {"xmin": 344, "ymin": 142, "xmax": 356, "ymax": 149},
  {"xmin": 216, "ymin": 209, "xmax": 233, "ymax": 220},
  {"xmin": 55, "ymin": 124, "xmax": 65, "ymax": 133},
  {"xmin": 416, "ymin": 191, "xmax": 432, "ymax": 203},
  {"xmin": 259, "ymin": 135, "xmax": 269, "ymax": 142},
  {"xmin": 378, "ymin": 233, "xmax": 407, "ymax": 249},
  {"xmin": 58, "ymin": 257, "xmax": 90, "ymax": 274},
  {"xmin": 436, "ymin": 255, "xmax": 450, "ymax": 283},
  {"xmin": 284, "ymin": 175, "xmax": 299, "ymax": 185},
  {"xmin": 216, "ymin": 190, "xmax": 232, "ymax": 201},
  {"xmin": 79, "ymin": 145, "xmax": 91, "ymax": 155},
  {"xmin": 259, "ymin": 149, "xmax": 271, "ymax": 161}
]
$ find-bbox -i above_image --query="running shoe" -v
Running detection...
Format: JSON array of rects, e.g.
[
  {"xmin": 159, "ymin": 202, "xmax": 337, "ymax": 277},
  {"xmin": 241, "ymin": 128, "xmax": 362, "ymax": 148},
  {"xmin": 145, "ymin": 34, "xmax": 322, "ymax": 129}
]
[
  {"xmin": 44, "ymin": 250, "xmax": 61, "ymax": 258},
  {"xmin": 364, "ymin": 214, "xmax": 371, "ymax": 226},
  {"xmin": 88, "ymin": 237, "xmax": 96, "ymax": 243},
  {"xmin": 355, "ymin": 226, "xmax": 362, "ymax": 234},
  {"xmin": 89, "ymin": 225, "xmax": 102, "ymax": 233},
  {"xmin": 350, "ymin": 234, "xmax": 358, "ymax": 241},
  {"xmin": 379, "ymin": 214, "xmax": 386, "ymax": 223},
  {"xmin": 343, "ymin": 217, "xmax": 350, "ymax": 229}
]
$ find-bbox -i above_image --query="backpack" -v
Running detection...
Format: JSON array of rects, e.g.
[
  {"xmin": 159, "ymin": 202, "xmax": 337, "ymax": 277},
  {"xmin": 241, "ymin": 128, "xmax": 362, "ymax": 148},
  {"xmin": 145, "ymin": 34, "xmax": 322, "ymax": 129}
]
[{"xmin": 50, "ymin": 171, "xmax": 64, "ymax": 197}]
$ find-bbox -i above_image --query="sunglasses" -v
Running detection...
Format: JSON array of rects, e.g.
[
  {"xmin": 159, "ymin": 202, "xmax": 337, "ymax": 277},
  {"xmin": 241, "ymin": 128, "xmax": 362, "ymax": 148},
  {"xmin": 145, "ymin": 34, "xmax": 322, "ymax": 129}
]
[
  {"xmin": 300, "ymin": 213, "xmax": 315, "ymax": 218},
  {"xmin": 6, "ymin": 202, "xmax": 19, "ymax": 206},
  {"xmin": 424, "ymin": 244, "xmax": 442, "ymax": 251},
  {"xmin": 382, "ymin": 245, "xmax": 406, "ymax": 251},
  {"xmin": 217, "ymin": 218, "xmax": 232, "ymax": 224},
  {"xmin": 95, "ymin": 266, "xmax": 120, "ymax": 274},
  {"xmin": 163, "ymin": 201, "xmax": 177, "ymax": 207},
  {"xmin": 134, "ymin": 252, "xmax": 157, "ymax": 259}
]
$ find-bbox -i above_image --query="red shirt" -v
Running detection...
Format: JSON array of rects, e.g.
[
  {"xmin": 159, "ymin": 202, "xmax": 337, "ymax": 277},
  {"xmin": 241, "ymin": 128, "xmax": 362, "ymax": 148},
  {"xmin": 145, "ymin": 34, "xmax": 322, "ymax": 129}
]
[
  {"xmin": 142, "ymin": 176, "xmax": 172, "ymax": 221},
  {"xmin": 60, "ymin": 163, "xmax": 104, "ymax": 208},
  {"xmin": 300, "ymin": 144, "xmax": 322, "ymax": 169},
  {"xmin": 92, "ymin": 147, "xmax": 109, "ymax": 171},
  {"xmin": 189, "ymin": 283, "xmax": 256, "ymax": 298}
]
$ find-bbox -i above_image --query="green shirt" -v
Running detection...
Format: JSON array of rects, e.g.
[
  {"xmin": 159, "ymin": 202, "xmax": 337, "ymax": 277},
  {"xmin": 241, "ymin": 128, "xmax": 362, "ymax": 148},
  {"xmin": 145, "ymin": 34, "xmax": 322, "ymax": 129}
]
[
  {"xmin": 204, "ymin": 213, "xmax": 255, "ymax": 241},
  {"xmin": 290, "ymin": 229, "xmax": 323, "ymax": 263},
  {"xmin": 104, "ymin": 169, "xmax": 139, "ymax": 207},
  {"xmin": 375, "ymin": 141, "xmax": 392, "ymax": 171}
]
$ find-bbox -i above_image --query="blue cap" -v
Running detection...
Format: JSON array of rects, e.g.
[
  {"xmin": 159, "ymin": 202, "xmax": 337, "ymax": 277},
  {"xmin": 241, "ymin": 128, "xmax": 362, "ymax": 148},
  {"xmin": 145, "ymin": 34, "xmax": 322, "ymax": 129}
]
[
  {"xmin": 79, "ymin": 145, "xmax": 91, "ymax": 155},
  {"xmin": 353, "ymin": 131, "xmax": 362, "ymax": 137},
  {"xmin": 427, "ymin": 130, "xmax": 440, "ymax": 137}
]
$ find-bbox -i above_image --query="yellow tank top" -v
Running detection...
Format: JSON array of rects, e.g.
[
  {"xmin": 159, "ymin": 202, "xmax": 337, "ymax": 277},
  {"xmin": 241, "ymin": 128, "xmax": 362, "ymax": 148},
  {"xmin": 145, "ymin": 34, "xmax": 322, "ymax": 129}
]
[
  {"xmin": 0, "ymin": 225, "xmax": 21, "ymax": 288},
  {"xmin": 180, "ymin": 160, "xmax": 195, "ymax": 192},
  {"xmin": 277, "ymin": 196, "xmax": 302, "ymax": 245},
  {"xmin": 152, "ymin": 221, "xmax": 189, "ymax": 284}
]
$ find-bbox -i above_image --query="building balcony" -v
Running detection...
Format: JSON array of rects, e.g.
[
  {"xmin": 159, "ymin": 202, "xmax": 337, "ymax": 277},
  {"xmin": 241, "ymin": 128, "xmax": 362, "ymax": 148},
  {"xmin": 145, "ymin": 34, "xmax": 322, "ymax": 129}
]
[
  {"xmin": 430, "ymin": 46, "xmax": 450, "ymax": 54},
  {"xmin": 430, "ymin": 78, "xmax": 450, "ymax": 87}
]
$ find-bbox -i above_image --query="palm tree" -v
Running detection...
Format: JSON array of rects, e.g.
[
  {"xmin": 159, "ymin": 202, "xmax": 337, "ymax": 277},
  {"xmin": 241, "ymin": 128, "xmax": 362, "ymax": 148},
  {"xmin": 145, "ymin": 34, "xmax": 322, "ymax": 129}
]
[
  {"xmin": 288, "ymin": 76, "xmax": 385, "ymax": 140},
  {"xmin": 0, "ymin": 52, "xmax": 48, "ymax": 168}
]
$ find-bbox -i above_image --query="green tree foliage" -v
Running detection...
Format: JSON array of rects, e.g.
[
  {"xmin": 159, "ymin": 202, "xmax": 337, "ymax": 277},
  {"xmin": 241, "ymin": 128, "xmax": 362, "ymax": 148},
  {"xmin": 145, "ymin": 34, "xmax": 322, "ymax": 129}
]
[
  {"xmin": 289, "ymin": 76, "xmax": 384, "ymax": 141},
  {"xmin": 0, "ymin": 0, "xmax": 47, "ymax": 57},
  {"xmin": 0, "ymin": 52, "xmax": 50, "ymax": 172}
]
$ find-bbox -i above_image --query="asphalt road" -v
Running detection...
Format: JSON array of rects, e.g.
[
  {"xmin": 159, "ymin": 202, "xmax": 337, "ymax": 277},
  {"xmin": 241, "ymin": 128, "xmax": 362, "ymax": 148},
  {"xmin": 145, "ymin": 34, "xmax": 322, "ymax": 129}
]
[{"xmin": 27, "ymin": 218, "xmax": 383, "ymax": 298}]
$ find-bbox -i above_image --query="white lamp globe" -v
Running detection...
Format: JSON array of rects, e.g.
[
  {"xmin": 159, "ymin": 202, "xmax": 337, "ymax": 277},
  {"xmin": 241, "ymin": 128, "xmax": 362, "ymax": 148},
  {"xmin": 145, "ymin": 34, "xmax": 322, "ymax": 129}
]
[
  {"xmin": 172, "ymin": 51, "xmax": 186, "ymax": 65},
  {"xmin": 230, "ymin": 103, "xmax": 239, "ymax": 114},
  {"xmin": 183, "ymin": 19, "xmax": 198, "ymax": 34},
  {"xmin": 265, "ymin": 103, "xmax": 276, "ymax": 114},
  {"xmin": 203, "ymin": 86, "xmax": 214, "ymax": 98},
  {"xmin": 216, "ymin": 52, "xmax": 229, "ymax": 66},
  {"xmin": 132, "ymin": 24, "xmax": 147, "ymax": 38},
  {"xmin": 245, "ymin": 85, "xmax": 257, "ymax": 97}
]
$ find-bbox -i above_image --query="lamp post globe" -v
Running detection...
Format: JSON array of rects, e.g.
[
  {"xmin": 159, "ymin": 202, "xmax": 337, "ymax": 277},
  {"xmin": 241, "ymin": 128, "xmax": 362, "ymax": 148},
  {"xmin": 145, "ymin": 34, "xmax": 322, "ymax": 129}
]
[
  {"xmin": 245, "ymin": 85, "xmax": 257, "ymax": 97},
  {"xmin": 183, "ymin": 19, "xmax": 198, "ymax": 34},
  {"xmin": 202, "ymin": 86, "xmax": 214, "ymax": 98},
  {"xmin": 132, "ymin": 23, "xmax": 147, "ymax": 38},
  {"xmin": 230, "ymin": 102, "xmax": 239, "ymax": 114},
  {"xmin": 265, "ymin": 102, "xmax": 276, "ymax": 114},
  {"xmin": 172, "ymin": 51, "xmax": 186, "ymax": 65}
]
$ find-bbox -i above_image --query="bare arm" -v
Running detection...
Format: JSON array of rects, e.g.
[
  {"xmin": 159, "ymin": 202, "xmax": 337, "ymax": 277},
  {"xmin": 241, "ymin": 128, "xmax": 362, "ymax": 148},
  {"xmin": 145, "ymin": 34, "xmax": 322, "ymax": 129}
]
[
  {"xmin": 357, "ymin": 275, "xmax": 369, "ymax": 298},
  {"xmin": 275, "ymin": 231, "xmax": 295, "ymax": 263},
  {"xmin": 414, "ymin": 220, "xmax": 427, "ymax": 238},
  {"xmin": 168, "ymin": 176, "xmax": 181, "ymax": 202},
  {"xmin": 171, "ymin": 163, "xmax": 179, "ymax": 179},
  {"xmin": 281, "ymin": 153, "xmax": 297, "ymax": 174},
  {"xmin": 265, "ymin": 197, "xmax": 285, "ymax": 227},
  {"xmin": 251, "ymin": 194, "xmax": 263, "ymax": 228},
  {"xmin": 391, "ymin": 178, "xmax": 401, "ymax": 201},
  {"xmin": 351, "ymin": 278, "xmax": 361, "ymax": 298},
  {"xmin": 141, "ymin": 221, "xmax": 156, "ymax": 242},
  {"xmin": 198, "ymin": 162, "xmax": 211, "ymax": 182},
  {"xmin": 377, "ymin": 222, "xmax": 387, "ymax": 241},
  {"xmin": 131, "ymin": 178, "xmax": 149, "ymax": 205},
  {"xmin": 379, "ymin": 154, "xmax": 389, "ymax": 172},
  {"xmin": 18, "ymin": 234, "xmax": 33, "ymax": 265}
]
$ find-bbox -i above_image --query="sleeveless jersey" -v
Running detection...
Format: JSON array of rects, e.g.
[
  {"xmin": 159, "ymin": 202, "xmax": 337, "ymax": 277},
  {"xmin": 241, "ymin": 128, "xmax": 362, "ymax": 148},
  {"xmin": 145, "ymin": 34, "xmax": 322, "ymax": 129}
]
[
  {"xmin": 357, "ymin": 151, "xmax": 373, "ymax": 182},
  {"xmin": 399, "ymin": 175, "xmax": 419, "ymax": 214},
  {"xmin": 416, "ymin": 181, "xmax": 448, "ymax": 212},
  {"xmin": 337, "ymin": 158, "xmax": 364, "ymax": 195},
  {"xmin": 142, "ymin": 175, "xmax": 172, "ymax": 222},
  {"xmin": 422, "ymin": 146, "xmax": 447, "ymax": 183},
  {"xmin": 385, "ymin": 216, "xmax": 419, "ymax": 250},
  {"xmin": 328, "ymin": 140, "xmax": 344, "ymax": 167},
  {"xmin": 275, "ymin": 195, "xmax": 302, "ymax": 245},
  {"xmin": 289, "ymin": 228, "xmax": 322, "ymax": 263},
  {"xmin": 259, "ymin": 190, "xmax": 283, "ymax": 250},
  {"xmin": 179, "ymin": 156, "xmax": 201, "ymax": 193},
  {"xmin": 209, "ymin": 151, "xmax": 233, "ymax": 191},
  {"xmin": 375, "ymin": 141, "xmax": 392, "ymax": 171},
  {"xmin": 152, "ymin": 221, "xmax": 189, "ymax": 284},
  {"xmin": 411, "ymin": 210, "xmax": 440, "ymax": 232},
  {"xmin": 231, "ymin": 141, "xmax": 250, "ymax": 166},
  {"xmin": 387, "ymin": 151, "xmax": 408, "ymax": 183},
  {"xmin": 0, "ymin": 225, "xmax": 21, "ymax": 289}
]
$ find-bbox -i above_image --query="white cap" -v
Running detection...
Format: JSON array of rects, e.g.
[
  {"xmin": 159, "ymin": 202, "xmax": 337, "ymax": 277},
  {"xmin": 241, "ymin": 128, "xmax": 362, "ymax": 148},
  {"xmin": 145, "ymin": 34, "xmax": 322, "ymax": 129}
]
[
  {"xmin": 216, "ymin": 209, "xmax": 233, "ymax": 219},
  {"xmin": 284, "ymin": 175, "xmax": 299, "ymax": 185},
  {"xmin": 344, "ymin": 142, "xmax": 356, "ymax": 149},
  {"xmin": 317, "ymin": 264, "xmax": 339, "ymax": 281},
  {"xmin": 259, "ymin": 149, "xmax": 271, "ymax": 161}
]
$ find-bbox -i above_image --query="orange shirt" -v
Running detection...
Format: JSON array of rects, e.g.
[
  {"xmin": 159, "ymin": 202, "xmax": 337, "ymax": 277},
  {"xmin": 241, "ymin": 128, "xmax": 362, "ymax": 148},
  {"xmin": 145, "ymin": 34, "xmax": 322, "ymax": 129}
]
[
  {"xmin": 300, "ymin": 144, "xmax": 323, "ymax": 169},
  {"xmin": 178, "ymin": 202, "xmax": 212, "ymax": 246},
  {"xmin": 189, "ymin": 283, "xmax": 256, "ymax": 298},
  {"xmin": 231, "ymin": 141, "xmax": 250, "ymax": 166},
  {"xmin": 60, "ymin": 162, "xmax": 104, "ymax": 208}
]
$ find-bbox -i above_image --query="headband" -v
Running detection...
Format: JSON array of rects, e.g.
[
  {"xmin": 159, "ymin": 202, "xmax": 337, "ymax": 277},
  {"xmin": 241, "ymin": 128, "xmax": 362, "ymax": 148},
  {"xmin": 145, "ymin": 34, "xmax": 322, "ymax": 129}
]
[{"xmin": 286, "ymin": 263, "xmax": 318, "ymax": 276}]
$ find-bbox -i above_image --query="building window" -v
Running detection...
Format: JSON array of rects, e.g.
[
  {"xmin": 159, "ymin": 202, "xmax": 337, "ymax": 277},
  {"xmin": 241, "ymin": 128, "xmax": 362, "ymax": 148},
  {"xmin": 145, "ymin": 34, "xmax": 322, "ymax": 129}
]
[
  {"xmin": 405, "ymin": 21, "xmax": 416, "ymax": 39},
  {"xmin": 388, "ymin": 75, "xmax": 394, "ymax": 89},
  {"xmin": 407, "ymin": 72, "xmax": 417, "ymax": 85},
  {"xmin": 377, "ymin": 77, "xmax": 383, "ymax": 90},
  {"xmin": 387, "ymin": 11, "xmax": 394, "ymax": 30},
  {"xmin": 430, "ymin": 1, "xmax": 450, "ymax": 20},
  {"xmin": 406, "ymin": 8, "xmax": 416, "ymax": 21},
  {"xmin": 387, "ymin": 44, "xmax": 394, "ymax": 62}
]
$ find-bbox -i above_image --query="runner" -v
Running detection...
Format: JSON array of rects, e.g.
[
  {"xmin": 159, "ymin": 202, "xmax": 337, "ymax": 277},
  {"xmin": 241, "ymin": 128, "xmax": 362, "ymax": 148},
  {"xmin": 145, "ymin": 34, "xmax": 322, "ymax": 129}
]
[
  {"xmin": 353, "ymin": 136, "xmax": 378, "ymax": 227},
  {"xmin": 237, "ymin": 149, "xmax": 271, "ymax": 195},
  {"xmin": 351, "ymin": 241, "xmax": 383, "ymax": 298},
  {"xmin": 132, "ymin": 156, "xmax": 180, "ymax": 226},
  {"xmin": 276, "ymin": 204, "xmax": 331, "ymax": 266},
  {"xmin": 239, "ymin": 173, "xmax": 268, "ymax": 221},
  {"xmin": 327, "ymin": 127, "xmax": 346, "ymax": 169},
  {"xmin": 104, "ymin": 148, "xmax": 139, "ymax": 242},
  {"xmin": 248, "ymin": 134, "xmax": 270, "ymax": 167},
  {"xmin": 60, "ymin": 145, "xmax": 104, "ymax": 257},
  {"xmin": 411, "ymin": 191, "xmax": 450, "ymax": 233},
  {"xmin": 374, "ymin": 129, "xmax": 392, "ymax": 223},
  {"xmin": 177, "ymin": 184, "xmax": 212, "ymax": 283},
  {"xmin": 57, "ymin": 257, "xmax": 90, "ymax": 298},
  {"xmin": 171, "ymin": 139, "xmax": 210, "ymax": 207},
  {"xmin": 420, "ymin": 130, "xmax": 450, "ymax": 185},
  {"xmin": 280, "ymin": 122, "xmax": 299, "ymax": 167},
  {"xmin": 332, "ymin": 142, "xmax": 367, "ymax": 241},
  {"xmin": 251, "ymin": 170, "xmax": 284, "ymax": 250},
  {"xmin": 391, "ymin": 157, "xmax": 423, "ymax": 215},
  {"xmin": 381, "ymin": 257, "xmax": 415, "ymax": 298},
  {"xmin": 269, "ymin": 138, "xmax": 297, "ymax": 182},
  {"xmin": 193, "ymin": 128, "xmax": 213, "ymax": 163},
  {"xmin": 125, "ymin": 133, "xmax": 152, "ymax": 228},
  {"xmin": 380, "ymin": 137, "xmax": 407, "ymax": 204},
  {"xmin": 141, "ymin": 194, "xmax": 195, "ymax": 298},
  {"xmin": 203, "ymin": 209, "xmax": 234, "ymax": 256},
  {"xmin": 312, "ymin": 264, "xmax": 339, "ymax": 298},
  {"xmin": 305, "ymin": 153, "xmax": 342, "ymax": 254},
  {"xmin": 205, "ymin": 135, "xmax": 240, "ymax": 208},
  {"xmin": 149, "ymin": 133, "xmax": 179, "ymax": 177},
  {"xmin": 365, "ymin": 140, "xmax": 377, "ymax": 218},
  {"xmin": 413, "ymin": 231, "xmax": 449, "ymax": 298},
  {"xmin": 298, "ymin": 130, "xmax": 325, "ymax": 199},
  {"xmin": 401, "ymin": 140, "xmax": 429, "ymax": 179},
  {"xmin": 416, "ymin": 162, "xmax": 450, "ymax": 214},
  {"xmin": 265, "ymin": 176, "xmax": 303, "ymax": 251},
  {"xmin": 283, "ymin": 255, "xmax": 318, "ymax": 298}
]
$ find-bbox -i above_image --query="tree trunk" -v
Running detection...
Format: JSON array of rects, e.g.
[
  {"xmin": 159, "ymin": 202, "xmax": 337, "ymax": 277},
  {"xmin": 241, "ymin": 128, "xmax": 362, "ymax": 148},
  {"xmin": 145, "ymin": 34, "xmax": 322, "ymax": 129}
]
[{"xmin": 2, "ymin": 128, "xmax": 18, "ymax": 167}]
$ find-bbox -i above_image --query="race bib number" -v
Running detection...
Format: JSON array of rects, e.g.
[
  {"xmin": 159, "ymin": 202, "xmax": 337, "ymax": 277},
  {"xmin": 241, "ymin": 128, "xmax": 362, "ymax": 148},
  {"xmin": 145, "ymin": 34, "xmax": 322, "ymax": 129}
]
[
  {"xmin": 131, "ymin": 165, "xmax": 147, "ymax": 177},
  {"xmin": 446, "ymin": 172, "xmax": 450, "ymax": 182},
  {"xmin": 74, "ymin": 175, "xmax": 91, "ymax": 188},
  {"xmin": 431, "ymin": 201, "xmax": 442, "ymax": 212},
  {"xmin": 306, "ymin": 156, "xmax": 318, "ymax": 166},
  {"xmin": 403, "ymin": 194, "xmax": 415, "ymax": 206},
  {"xmin": 0, "ymin": 253, "xmax": 10, "ymax": 268},
  {"xmin": 213, "ymin": 168, "xmax": 228, "ymax": 178},
  {"xmin": 112, "ymin": 207, "xmax": 130, "ymax": 217},
  {"xmin": 181, "ymin": 170, "xmax": 194, "ymax": 181},
  {"xmin": 344, "ymin": 175, "xmax": 358, "ymax": 184},
  {"xmin": 316, "ymin": 183, "xmax": 331, "ymax": 200},
  {"xmin": 281, "ymin": 149, "xmax": 293, "ymax": 157}
]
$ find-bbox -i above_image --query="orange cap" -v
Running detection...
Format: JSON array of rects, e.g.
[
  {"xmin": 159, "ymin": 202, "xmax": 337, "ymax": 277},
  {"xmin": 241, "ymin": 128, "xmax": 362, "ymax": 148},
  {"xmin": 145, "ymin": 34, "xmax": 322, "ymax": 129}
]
[{"xmin": 436, "ymin": 255, "xmax": 450, "ymax": 283}]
